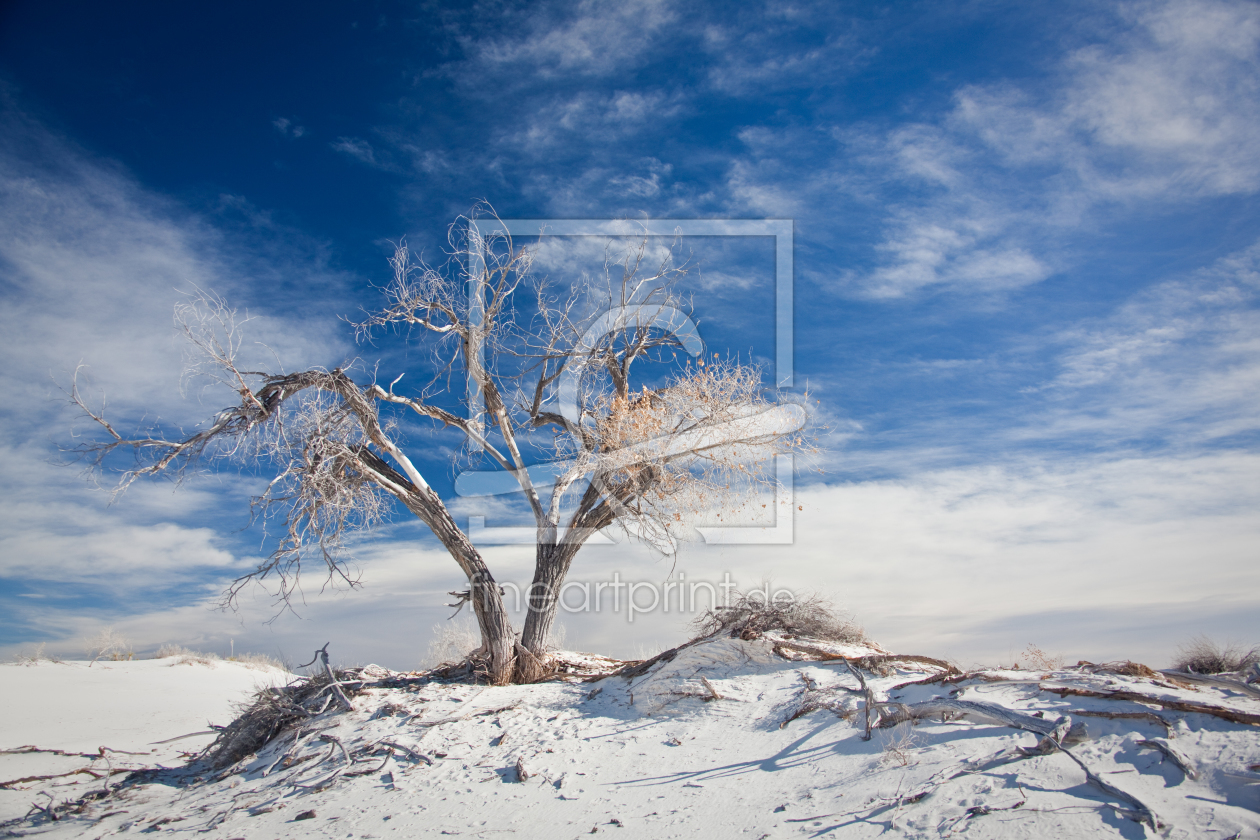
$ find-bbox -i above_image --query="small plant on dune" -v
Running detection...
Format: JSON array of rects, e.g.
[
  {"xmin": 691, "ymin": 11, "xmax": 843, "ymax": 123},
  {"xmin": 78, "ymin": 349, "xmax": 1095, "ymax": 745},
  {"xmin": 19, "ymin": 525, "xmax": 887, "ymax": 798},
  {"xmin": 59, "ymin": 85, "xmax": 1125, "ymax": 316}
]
[
  {"xmin": 86, "ymin": 627, "xmax": 133, "ymax": 665},
  {"xmin": 632, "ymin": 642, "xmax": 667, "ymax": 662},
  {"xmin": 692, "ymin": 589, "xmax": 866, "ymax": 645},
  {"xmin": 546, "ymin": 621, "xmax": 568, "ymax": 653},
  {"xmin": 879, "ymin": 720, "xmax": 919, "ymax": 767},
  {"xmin": 1171, "ymin": 635, "xmax": 1260, "ymax": 674},
  {"xmin": 423, "ymin": 617, "xmax": 482, "ymax": 669},
  {"xmin": 233, "ymin": 651, "xmax": 286, "ymax": 671},
  {"xmin": 156, "ymin": 643, "xmax": 283, "ymax": 670},
  {"xmin": 156, "ymin": 643, "xmax": 220, "ymax": 666},
  {"xmin": 13, "ymin": 643, "xmax": 61, "ymax": 665},
  {"xmin": 1021, "ymin": 643, "xmax": 1064, "ymax": 672}
]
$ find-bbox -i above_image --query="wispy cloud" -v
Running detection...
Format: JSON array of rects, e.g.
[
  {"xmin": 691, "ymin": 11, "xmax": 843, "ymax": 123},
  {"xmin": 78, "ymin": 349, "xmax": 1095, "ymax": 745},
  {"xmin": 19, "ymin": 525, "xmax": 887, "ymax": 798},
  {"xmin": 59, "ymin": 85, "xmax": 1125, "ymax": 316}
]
[
  {"xmin": 495, "ymin": 89, "xmax": 686, "ymax": 158},
  {"xmin": 454, "ymin": 0, "xmax": 678, "ymax": 82},
  {"xmin": 0, "ymin": 102, "xmax": 353, "ymax": 645},
  {"xmin": 954, "ymin": 1, "xmax": 1260, "ymax": 199},
  {"xmin": 698, "ymin": 2, "xmax": 872, "ymax": 96},
  {"xmin": 331, "ymin": 136, "xmax": 380, "ymax": 167},
  {"xmin": 727, "ymin": 0, "xmax": 1260, "ymax": 298},
  {"xmin": 272, "ymin": 116, "xmax": 306, "ymax": 139},
  {"xmin": 1029, "ymin": 239, "xmax": 1260, "ymax": 445}
]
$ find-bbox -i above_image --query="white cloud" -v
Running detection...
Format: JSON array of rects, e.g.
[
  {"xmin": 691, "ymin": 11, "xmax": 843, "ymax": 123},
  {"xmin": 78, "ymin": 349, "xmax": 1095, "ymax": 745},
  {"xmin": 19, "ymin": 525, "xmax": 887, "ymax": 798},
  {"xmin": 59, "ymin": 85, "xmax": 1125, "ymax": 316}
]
[
  {"xmin": 1065, "ymin": 0, "xmax": 1260, "ymax": 195},
  {"xmin": 727, "ymin": 0, "xmax": 1260, "ymax": 298},
  {"xmin": 1028, "ymin": 239, "xmax": 1260, "ymax": 444},
  {"xmin": 488, "ymin": 89, "xmax": 685, "ymax": 162},
  {"xmin": 859, "ymin": 217, "xmax": 1052, "ymax": 298},
  {"xmin": 811, "ymin": 236, "xmax": 1260, "ymax": 468},
  {"xmin": 0, "ymin": 106, "xmax": 352, "ymax": 633},
  {"xmin": 272, "ymin": 117, "xmax": 306, "ymax": 139},
  {"xmin": 517, "ymin": 158, "xmax": 689, "ymax": 217},
  {"xmin": 331, "ymin": 137, "xmax": 379, "ymax": 166},
  {"xmin": 689, "ymin": 451, "xmax": 1260, "ymax": 667},
  {"xmin": 948, "ymin": 0, "xmax": 1260, "ymax": 202},
  {"xmin": 698, "ymin": 4, "xmax": 871, "ymax": 96},
  {"xmin": 457, "ymin": 0, "xmax": 677, "ymax": 81}
]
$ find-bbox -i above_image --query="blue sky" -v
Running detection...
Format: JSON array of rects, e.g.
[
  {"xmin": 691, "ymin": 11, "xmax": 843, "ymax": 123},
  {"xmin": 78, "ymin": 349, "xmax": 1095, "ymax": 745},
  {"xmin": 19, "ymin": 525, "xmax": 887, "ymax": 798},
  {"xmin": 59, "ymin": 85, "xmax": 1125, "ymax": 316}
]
[{"xmin": 1, "ymin": 0, "xmax": 1257, "ymax": 669}]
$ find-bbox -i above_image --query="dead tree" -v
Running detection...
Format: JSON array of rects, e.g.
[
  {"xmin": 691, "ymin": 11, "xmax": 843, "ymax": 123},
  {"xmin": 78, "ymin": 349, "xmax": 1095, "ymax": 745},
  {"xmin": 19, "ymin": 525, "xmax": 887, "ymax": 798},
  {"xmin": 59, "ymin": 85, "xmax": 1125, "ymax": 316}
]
[{"xmin": 70, "ymin": 208, "xmax": 807, "ymax": 684}]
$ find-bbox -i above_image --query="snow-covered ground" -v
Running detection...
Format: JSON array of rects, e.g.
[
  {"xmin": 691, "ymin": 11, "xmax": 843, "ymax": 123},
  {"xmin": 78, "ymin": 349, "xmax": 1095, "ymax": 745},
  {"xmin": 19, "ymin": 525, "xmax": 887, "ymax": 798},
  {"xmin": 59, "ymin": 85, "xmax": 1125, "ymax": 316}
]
[{"xmin": 3, "ymin": 637, "xmax": 1259, "ymax": 839}]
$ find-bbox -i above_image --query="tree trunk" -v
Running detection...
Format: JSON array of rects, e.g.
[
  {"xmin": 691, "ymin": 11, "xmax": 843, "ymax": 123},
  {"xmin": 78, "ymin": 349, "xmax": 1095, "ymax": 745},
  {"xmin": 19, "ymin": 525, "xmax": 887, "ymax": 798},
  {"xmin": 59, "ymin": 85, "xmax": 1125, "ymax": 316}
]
[
  {"xmin": 468, "ymin": 568, "xmax": 516, "ymax": 685},
  {"xmin": 516, "ymin": 541, "xmax": 575, "ymax": 682},
  {"xmin": 392, "ymin": 481, "xmax": 516, "ymax": 684}
]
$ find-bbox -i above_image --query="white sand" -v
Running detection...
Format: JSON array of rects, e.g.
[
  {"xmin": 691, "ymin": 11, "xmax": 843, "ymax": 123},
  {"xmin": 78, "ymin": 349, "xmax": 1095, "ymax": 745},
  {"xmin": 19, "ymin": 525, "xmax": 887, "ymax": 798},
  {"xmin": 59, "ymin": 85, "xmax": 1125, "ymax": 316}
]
[
  {"xmin": 3, "ymin": 641, "xmax": 1259, "ymax": 838},
  {"xmin": 0, "ymin": 657, "xmax": 288, "ymax": 823}
]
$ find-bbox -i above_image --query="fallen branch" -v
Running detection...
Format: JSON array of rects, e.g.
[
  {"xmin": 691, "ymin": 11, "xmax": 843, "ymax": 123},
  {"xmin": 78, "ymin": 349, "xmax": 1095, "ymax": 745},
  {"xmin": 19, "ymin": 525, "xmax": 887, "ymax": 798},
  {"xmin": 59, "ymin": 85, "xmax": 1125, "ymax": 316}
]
[
  {"xmin": 875, "ymin": 699, "xmax": 1067, "ymax": 737},
  {"xmin": 1057, "ymin": 746, "xmax": 1161, "ymax": 829},
  {"xmin": 1137, "ymin": 738, "xmax": 1198, "ymax": 780},
  {"xmin": 1, "ymin": 767, "xmax": 106, "ymax": 789},
  {"xmin": 411, "ymin": 703, "xmax": 519, "ymax": 728},
  {"xmin": 942, "ymin": 798, "xmax": 1026, "ymax": 832},
  {"xmin": 772, "ymin": 641, "xmax": 960, "ymax": 676},
  {"xmin": 1042, "ymin": 685, "xmax": 1260, "ymax": 726},
  {"xmin": 0, "ymin": 745, "xmax": 101, "ymax": 759},
  {"xmin": 611, "ymin": 643, "xmax": 690, "ymax": 680},
  {"xmin": 24, "ymin": 792, "xmax": 59, "ymax": 823},
  {"xmin": 264, "ymin": 752, "xmax": 316, "ymax": 777},
  {"xmin": 1159, "ymin": 670, "xmax": 1260, "ymax": 699},
  {"xmin": 343, "ymin": 749, "xmax": 394, "ymax": 777},
  {"xmin": 779, "ymin": 670, "xmax": 859, "ymax": 728},
  {"xmin": 700, "ymin": 677, "xmax": 723, "ymax": 701},
  {"xmin": 377, "ymin": 741, "xmax": 432, "ymax": 765},
  {"xmin": 403, "ymin": 688, "xmax": 484, "ymax": 724},
  {"xmin": 148, "ymin": 730, "xmax": 217, "ymax": 745},
  {"xmin": 318, "ymin": 733, "xmax": 351, "ymax": 766},
  {"xmin": 290, "ymin": 768, "xmax": 343, "ymax": 791},
  {"xmin": 298, "ymin": 644, "xmax": 354, "ymax": 712},
  {"xmin": 1068, "ymin": 709, "xmax": 1174, "ymax": 736},
  {"xmin": 839, "ymin": 658, "xmax": 875, "ymax": 741}
]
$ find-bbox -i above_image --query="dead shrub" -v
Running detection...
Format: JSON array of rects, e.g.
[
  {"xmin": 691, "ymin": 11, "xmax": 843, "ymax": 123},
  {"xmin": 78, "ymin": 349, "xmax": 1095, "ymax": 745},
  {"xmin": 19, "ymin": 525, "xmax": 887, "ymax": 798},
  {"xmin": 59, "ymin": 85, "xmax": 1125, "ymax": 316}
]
[
  {"xmin": 879, "ymin": 720, "xmax": 919, "ymax": 766},
  {"xmin": 157, "ymin": 644, "xmax": 220, "ymax": 666},
  {"xmin": 692, "ymin": 590, "xmax": 865, "ymax": 645},
  {"xmin": 156, "ymin": 644, "xmax": 283, "ymax": 670},
  {"xmin": 423, "ymin": 617, "xmax": 481, "ymax": 669},
  {"xmin": 232, "ymin": 651, "xmax": 285, "ymax": 671},
  {"xmin": 12, "ymin": 643, "xmax": 62, "ymax": 665},
  {"xmin": 1021, "ymin": 643, "xmax": 1064, "ymax": 671},
  {"xmin": 86, "ymin": 627, "xmax": 133, "ymax": 664},
  {"xmin": 202, "ymin": 667, "xmax": 362, "ymax": 769},
  {"xmin": 1171, "ymin": 635, "xmax": 1260, "ymax": 674},
  {"xmin": 1104, "ymin": 661, "xmax": 1160, "ymax": 679}
]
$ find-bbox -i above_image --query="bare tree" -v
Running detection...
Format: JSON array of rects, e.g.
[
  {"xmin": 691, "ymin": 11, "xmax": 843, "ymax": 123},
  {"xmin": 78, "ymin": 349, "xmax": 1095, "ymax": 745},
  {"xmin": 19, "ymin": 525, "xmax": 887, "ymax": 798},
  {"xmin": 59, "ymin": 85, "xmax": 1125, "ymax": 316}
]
[{"xmin": 70, "ymin": 209, "xmax": 808, "ymax": 684}]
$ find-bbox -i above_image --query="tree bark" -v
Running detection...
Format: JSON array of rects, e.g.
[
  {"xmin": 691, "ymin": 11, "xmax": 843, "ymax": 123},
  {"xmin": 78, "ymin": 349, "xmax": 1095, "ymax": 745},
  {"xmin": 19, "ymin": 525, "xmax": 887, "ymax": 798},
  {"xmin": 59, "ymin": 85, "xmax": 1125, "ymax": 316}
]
[
  {"xmin": 388, "ymin": 473, "xmax": 515, "ymax": 685},
  {"xmin": 516, "ymin": 541, "xmax": 579, "ymax": 682}
]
